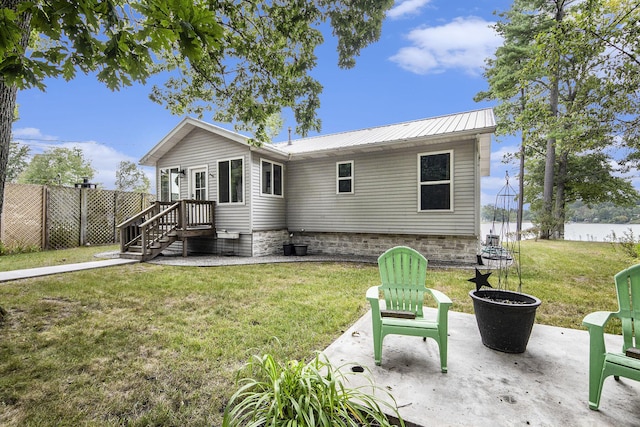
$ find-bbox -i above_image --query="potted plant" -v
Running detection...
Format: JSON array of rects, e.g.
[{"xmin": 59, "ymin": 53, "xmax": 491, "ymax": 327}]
[
  {"xmin": 468, "ymin": 268, "xmax": 541, "ymax": 353},
  {"xmin": 293, "ymin": 228, "xmax": 308, "ymax": 256},
  {"xmin": 223, "ymin": 352, "xmax": 405, "ymax": 427},
  {"xmin": 469, "ymin": 173, "xmax": 541, "ymax": 353},
  {"xmin": 283, "ymin": 232, "xmax": 294, "ymax": 256}
]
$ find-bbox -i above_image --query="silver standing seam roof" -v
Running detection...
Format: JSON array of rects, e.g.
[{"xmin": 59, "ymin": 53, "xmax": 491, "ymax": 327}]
[
  {"xmin": 139, "ymin": 108, "xmax": 496, "ymax": 166},
  {"xmin": 273, "ymin": 108, "xmax": 496, "ymax": 156}
]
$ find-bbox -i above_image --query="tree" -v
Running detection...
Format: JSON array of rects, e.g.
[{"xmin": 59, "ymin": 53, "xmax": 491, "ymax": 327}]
[
  {"xmin": 6, "ymin": 140, "xmax": 28, "ymax": 182},
  {"xmin": 478, "ymin": 0, "xmax": 640, "ymax": 239},
  {"xmin": 0, "ymin": 0, "xmax": 394, "ymax": 218},
  {"xmin": 115, "ymin": 160, "xmax": 150, "ymax": 193},
  {"xmin": 149, "ymin": 1, "xmax": 393, "ymax": 142},
  {"xmin": 19, "ymin": 147, "xmax": 94, "ymax": 186},
  {"xmin": 6, "ymin": 104, "xmax": 28, "ymax": 182}
]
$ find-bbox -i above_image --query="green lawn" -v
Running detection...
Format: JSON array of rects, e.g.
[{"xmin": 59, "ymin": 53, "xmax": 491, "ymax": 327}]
[{"xmin": 0, "ymin": 240, "xmax": 636, "ymax": 425}]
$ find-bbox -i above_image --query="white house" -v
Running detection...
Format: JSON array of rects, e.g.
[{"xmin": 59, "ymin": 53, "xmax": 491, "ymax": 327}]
[{"xmin": 137, "ymin": 108, "xmax": 495, "ymax": 263}]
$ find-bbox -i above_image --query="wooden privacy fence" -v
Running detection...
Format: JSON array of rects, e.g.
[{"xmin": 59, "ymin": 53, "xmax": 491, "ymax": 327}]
[{"xmin": 0, "ymin": 183, "xmax": 155, "ymax": 250}]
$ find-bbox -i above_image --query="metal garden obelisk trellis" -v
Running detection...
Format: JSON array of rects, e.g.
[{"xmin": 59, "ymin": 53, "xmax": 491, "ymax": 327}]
[{"xmin": 488, "ymin": 172, "xmax": 522, "ymax": 292}]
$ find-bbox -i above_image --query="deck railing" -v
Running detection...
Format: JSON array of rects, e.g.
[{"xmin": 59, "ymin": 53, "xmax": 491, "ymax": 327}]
[{"xmin": 118, "ymin": 200, "xmax": 215, "ymax": 256}]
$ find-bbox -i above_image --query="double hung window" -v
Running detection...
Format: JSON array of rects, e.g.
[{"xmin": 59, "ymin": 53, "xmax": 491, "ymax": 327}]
[
  {"xmin": 419, "ymin": 151, "xmax": 452, "ymax": 211},
  {"xmin": 336, "ymin": 161, "xmax": 354, "ymax": 194},
  {"xmin": 261, "ymin": 159, "xmax": 283, "ymax": 197},
  {"xmin": 218, "ymin": 158, "xmax": 244, "ymax": 204}
]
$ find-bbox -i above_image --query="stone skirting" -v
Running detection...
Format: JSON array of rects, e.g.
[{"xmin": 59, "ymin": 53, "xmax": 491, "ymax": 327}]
[
  {"xmin": 252, "ymin": 230, "xmax": 478, "ymax": 263},
  {"xmin": 252, "ymin": 229, "xmax": 290, "ymax": 256}
]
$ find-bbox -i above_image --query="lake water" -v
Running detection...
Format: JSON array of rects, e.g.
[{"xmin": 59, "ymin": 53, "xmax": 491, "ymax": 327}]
[{"xmin": 481, "ymin": 222, "xmax": 640, "ymax": 242}]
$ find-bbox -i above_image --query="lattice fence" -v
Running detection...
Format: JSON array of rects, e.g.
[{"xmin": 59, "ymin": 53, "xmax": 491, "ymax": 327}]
[
  {"xmin": 0, "ymin": 184, "xmax": 155, "ymax": 250},
  {"xmin": 1, "ymin": 184, "xmax": 44, "ymax": 250},
  {"xmin": 86, "ymin": 189, "xmax": 116, "ymax": 245},
  {"xmin": 48, "ymin": 186, "xmax": 81, "ymax": 249}
]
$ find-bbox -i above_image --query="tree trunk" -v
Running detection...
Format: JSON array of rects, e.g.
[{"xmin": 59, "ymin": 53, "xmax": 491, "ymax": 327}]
[
  {"xmin": 554, "ymin": 150, "xmax": 568, "ymax": 239},
  {"xmin": 540, "ymin": 2, "xmax": 565, "ymax": 240},
  {"xmin": 0, "ymin": 0, "xmax": 31, "ymax": 218},
  {"xmin": 0, "ymin": 82, "xmax": 18, "ymax": 218},
  {"xmin": 517, "ymin": 141, "xmax": 525, "ymax": 241},
  {"xmin": 541, "ymin": 137, "xmax": 557, "ymax": 239}
]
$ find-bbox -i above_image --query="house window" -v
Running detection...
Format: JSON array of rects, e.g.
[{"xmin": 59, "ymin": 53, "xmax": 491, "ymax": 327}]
[
  {"xmin": 419, "ymin": 151, "xmax": 452, "ymax": 211},
  {"xmin": 218, "ymin": 158, "xmax": 244, "ymax": 204},
  {"xmin": 261, "ymin": 159, "xmax": 283, "ymax": 197},
  {"xmin": 160, "ymin": 167, "xmax": 180, "ymax": 202},
  {"xmin": 336, "ymin": 161, "xmax": 354, "ymax": 194}
]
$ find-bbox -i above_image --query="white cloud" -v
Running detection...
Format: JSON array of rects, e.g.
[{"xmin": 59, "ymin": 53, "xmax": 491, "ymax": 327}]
[
  {"xmin": 388, "ymin": 0, "xmax": 432, "ymax": 19},
  {"xmin": 13, "ymin": 127, "xmax": 57, "ymax": 140},
  {"xmin": 389, "ymin": 16, "xmax": 502, "ymax": 75},
  {"xmin": 12, "ymin": 127, "xmax": 155, "ymax": 192},
  {"xmin": 491, "ymin": 144, "xmax": 520, "ymax": 166}
]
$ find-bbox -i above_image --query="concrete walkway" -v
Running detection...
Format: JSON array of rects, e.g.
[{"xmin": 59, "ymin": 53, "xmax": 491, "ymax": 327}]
[
  {"xmin": 1, "ymin": 253, "xmax": 638, "ymax": 426},
  {"xmin": 0, "ymin": 258, "xmax": 137, "ymax": 283}
]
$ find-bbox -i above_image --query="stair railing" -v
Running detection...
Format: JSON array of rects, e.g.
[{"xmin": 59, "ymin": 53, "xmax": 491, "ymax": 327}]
[{"xmin": 137, "ymin": 202, "xmax": 181, "ymax": 257}]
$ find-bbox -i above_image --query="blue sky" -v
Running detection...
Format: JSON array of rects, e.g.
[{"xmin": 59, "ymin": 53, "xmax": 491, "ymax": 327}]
[{"xmin": 11, "ymin": 0, "xmax": 535, "ymax": 205}]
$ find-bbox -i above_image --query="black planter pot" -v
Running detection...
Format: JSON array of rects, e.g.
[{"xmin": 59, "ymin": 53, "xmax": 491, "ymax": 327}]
[
  {"xmin": 283, "ymin": 243, "xmax": 294, "ymax": 256},
  {"xmin": 469, "ymin": 289, "xmax": 541, "ymax": 353},
  {"xmin": 294, "ymin": 244, "xmax": 308, "ymax": 256}
]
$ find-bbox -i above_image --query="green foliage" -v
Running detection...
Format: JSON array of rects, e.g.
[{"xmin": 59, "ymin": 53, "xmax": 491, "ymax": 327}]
[
  {"xmin": 477, "ymin": 0, "xmax": 640, "ymax": 238},
  {"xmin": 607, "ymin": 228, "xmax": 640, "ymax": 259},
  {"xmin": 6, "ymin": 141, "xmax": 29, "ymax": 183},
  {"xmin": 149, "ymin": 0, "xmax": 394, "ymax": 142},
  {"xmin": 0, "ymin": 239, "xmax": 40, "ymax": 255},
  {"xmin": 567, "ymin": 200, "xmax": 640, "ymax": 224},
  {"xmin": 1, "ymin": 0, "xmax": 224, "ymax": 90},
  {"xmin": 223, "ymin": 352, "xmax": 403, "ymax": 427},
  {"xmin": 115, "ymin": 160, "xmax": 150, "ymax": 193},
  {"xmin": 18, "ymin": 146, "xmax": 94, "ymax": 186}
]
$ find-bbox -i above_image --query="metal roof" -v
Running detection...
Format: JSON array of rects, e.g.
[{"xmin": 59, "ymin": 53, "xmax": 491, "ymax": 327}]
[
  {"xmin": 140, "ymin": 109, "xmax": 495, "ymax": 166},
  {"xmin": 273, "ymin": 108, "xmax": 495, "ymax": 156}
]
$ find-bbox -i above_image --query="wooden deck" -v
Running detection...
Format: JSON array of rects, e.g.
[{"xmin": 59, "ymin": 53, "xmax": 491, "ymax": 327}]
[{"xmin": 117, "ymin": 200, "xmax": 215, "ymax": 261}]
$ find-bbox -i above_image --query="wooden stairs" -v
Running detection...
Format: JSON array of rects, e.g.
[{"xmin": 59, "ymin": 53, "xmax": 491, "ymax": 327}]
[{"xmin": 118, "ymin": 200, "xmax": 215, "ymax": 261}]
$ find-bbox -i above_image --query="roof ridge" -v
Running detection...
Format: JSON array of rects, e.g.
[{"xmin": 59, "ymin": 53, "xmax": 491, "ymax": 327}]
[{"xmin": 274, "ymin": 108, "xmax": 494, "ymax": 145}]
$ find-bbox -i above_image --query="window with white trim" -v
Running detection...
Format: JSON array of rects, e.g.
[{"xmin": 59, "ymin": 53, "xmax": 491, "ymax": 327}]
[
  {"xmin": 336, "ymin": 161, "xmax": 354, "ymax": 194},
  {"xmin": 160, "ymin": 167, "xmax": 180, "ymax": 202},
  {"xmin": 418, "ymin": 151, "xmax": 452, "ymax": 211},
  {"xmin": 218, "ymin": 158, "xmax": 244, "ymax": 204},
  {"xmin": 261, "ymin": 159, "xmax": 283, "ymax": 197}
]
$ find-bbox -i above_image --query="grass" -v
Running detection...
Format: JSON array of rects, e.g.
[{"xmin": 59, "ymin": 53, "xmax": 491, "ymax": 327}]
[
  {"xmin": 0, "ymin": 240, "xmax": 637, "ymax": 425},
  {"xmin": 0, "ymin": 244, "xmax": 119, "ymax": 272}
]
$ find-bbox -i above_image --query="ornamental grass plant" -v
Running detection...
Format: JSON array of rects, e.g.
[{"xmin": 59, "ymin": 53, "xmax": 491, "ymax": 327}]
[{"xmin": 223, "ymin": 352, "xmax": 403, "ymax": 427}]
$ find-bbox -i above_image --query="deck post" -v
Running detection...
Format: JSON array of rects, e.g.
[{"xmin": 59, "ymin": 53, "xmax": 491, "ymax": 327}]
[{"xmin": 181, "ymin": 200, "xmax": 188, "ymax": 257}]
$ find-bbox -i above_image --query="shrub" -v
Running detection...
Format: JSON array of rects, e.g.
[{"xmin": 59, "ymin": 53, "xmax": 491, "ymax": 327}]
[
  {"xmin": 223, "ymin": 352, "xmax": 404, "ymax": 427},
  {"xmin": 607, "ymin": 228, "xmax": 640, "ymax": 258}
]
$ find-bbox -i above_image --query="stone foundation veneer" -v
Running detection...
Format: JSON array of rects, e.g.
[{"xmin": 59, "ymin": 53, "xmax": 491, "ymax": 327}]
[
  {"xmin": 252, "ymin": 230, "xmax": 478, "ymax": 264},
  {"xmin": 252, "ymin": 229, "xmax": 291, "ymax": 257}
]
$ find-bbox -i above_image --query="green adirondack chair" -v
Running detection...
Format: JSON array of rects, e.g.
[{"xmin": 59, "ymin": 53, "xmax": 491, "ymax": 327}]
[
  {"xmin": 366, "ymin": 246, "xmax": 452, "ymax": 372},
  {"xmin": 583, "ymin": 263, "xmax": 640, "ymax": 410}
]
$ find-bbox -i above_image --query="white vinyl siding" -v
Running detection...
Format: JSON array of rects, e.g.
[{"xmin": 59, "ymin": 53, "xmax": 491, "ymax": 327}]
[
  {"xmin": 336, "ymin": 161, "xmax": 354, "ymax": 194},
  {"xmin": 157, "ymin": 128, "xmax": 251, "ymax": 234},
  {"xmin": 286, "ymin": 140, "xmax": 477, "ymax": 236},
  {"xmin": 252, "ymin": 155, "xmax": 287, "ymax": 230}
]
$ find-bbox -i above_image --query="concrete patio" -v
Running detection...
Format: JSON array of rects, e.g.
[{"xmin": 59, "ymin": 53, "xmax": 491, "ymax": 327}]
[{"xmin": 323, "ymin": 308, "xmax": 640, "ymax": 427}]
